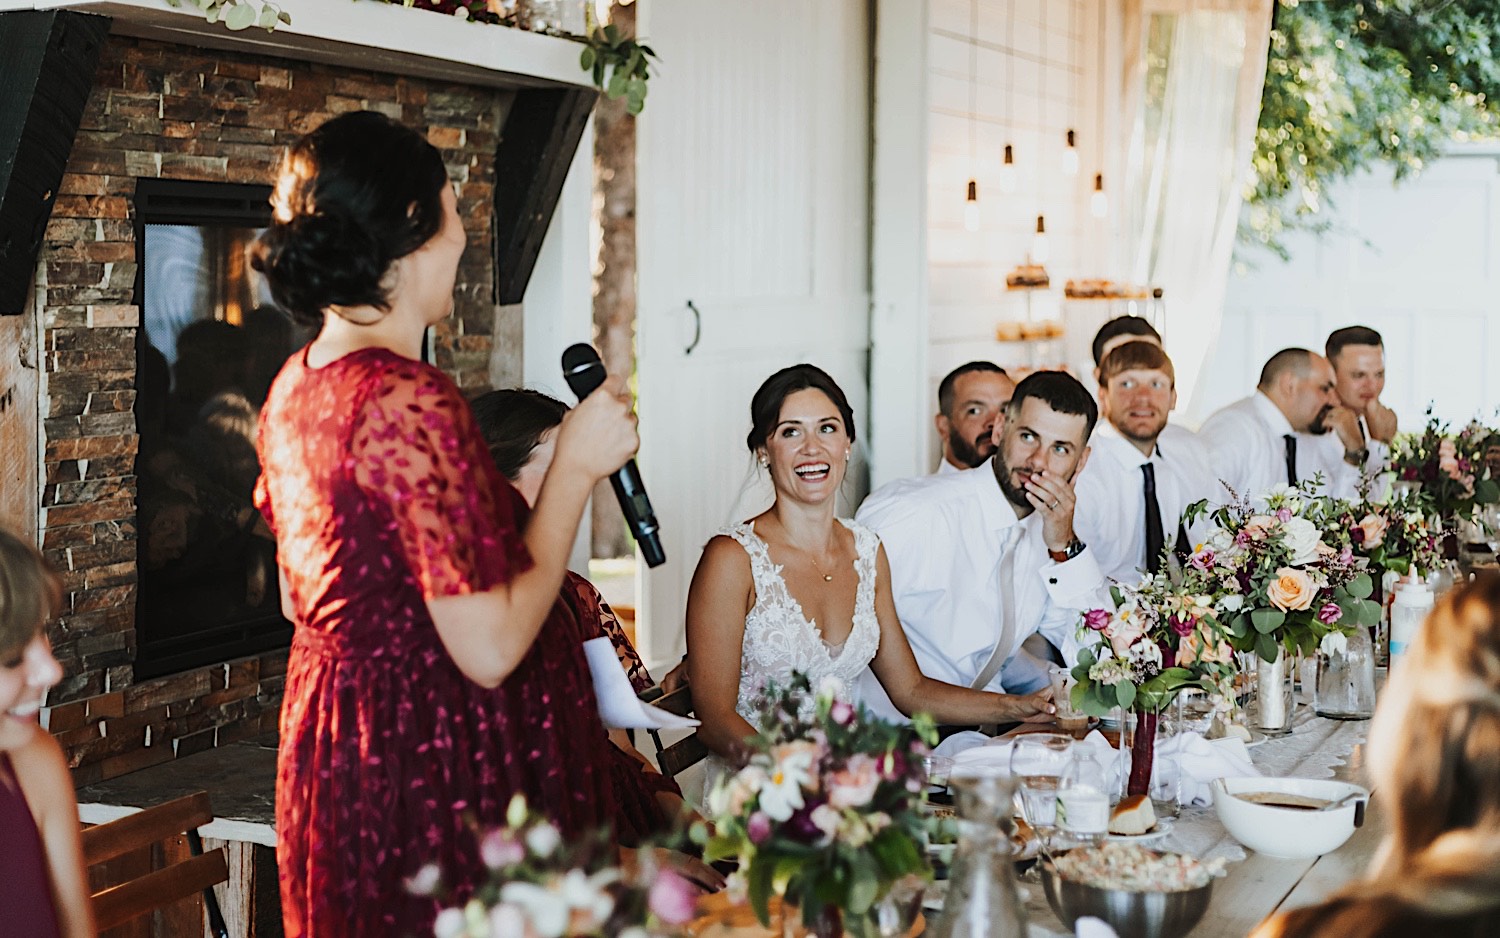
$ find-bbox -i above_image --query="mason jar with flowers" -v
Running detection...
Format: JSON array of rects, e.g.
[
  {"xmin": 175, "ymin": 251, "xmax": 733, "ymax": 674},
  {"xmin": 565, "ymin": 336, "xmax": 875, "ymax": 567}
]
[
  {"xmin": 1183, "ymin": 484, "xmax": 1380, "ymax": 735},
  {"xmin": 1071, "ymin": 568, "xmax": 1240, "ymax": 798},
  {"xmin": 701, "ymin": 674, "xmax": 934, "ymax": 938}
]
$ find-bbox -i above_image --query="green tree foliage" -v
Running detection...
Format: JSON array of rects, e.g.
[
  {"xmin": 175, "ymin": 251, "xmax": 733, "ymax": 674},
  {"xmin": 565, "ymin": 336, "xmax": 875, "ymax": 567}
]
[{"xmin": 1243, "ymin": 0, "xmax": 1500, "ymax": 256}]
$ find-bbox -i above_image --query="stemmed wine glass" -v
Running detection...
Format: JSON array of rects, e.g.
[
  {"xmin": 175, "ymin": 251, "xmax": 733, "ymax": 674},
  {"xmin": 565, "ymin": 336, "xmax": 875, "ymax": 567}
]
[{"xmin": 1009, "ymin": 732, "xmax": 1074, "ymax": 851}]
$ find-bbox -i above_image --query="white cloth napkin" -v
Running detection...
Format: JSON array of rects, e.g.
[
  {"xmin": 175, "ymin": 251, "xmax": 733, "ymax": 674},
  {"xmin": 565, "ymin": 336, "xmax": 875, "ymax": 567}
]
[
  {"xmin": 947, "ymin": 730, "xmax": 1125, "ymax": 790},
  {"xmin": 582, "ymin": 637, "xmax": 701, "ymax": 730},
  {"xmin": 1153, "ymin": 732, "xmax": 1260, "ymax": 806}
]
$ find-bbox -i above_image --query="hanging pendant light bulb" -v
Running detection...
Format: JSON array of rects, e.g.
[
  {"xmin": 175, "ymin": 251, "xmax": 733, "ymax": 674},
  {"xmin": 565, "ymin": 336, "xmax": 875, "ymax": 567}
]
[
  {"xmin": 1031, "ymin": 215, "xmax": 1050, "ymax": 264},
  {"xmin": 999, "ymin": 145, "xmax": 1018, "ymax": 194},
  {"xmin": 964, "ymin": 179, "xmax": 980, "ymax": 232},
  {"xmin": 1091, "ymin": 173, "xmax": 1109, "ymax": 219},
  {"xmin": 1062, "ymin": 129, "xmax": 1080, "ymax": 177}
]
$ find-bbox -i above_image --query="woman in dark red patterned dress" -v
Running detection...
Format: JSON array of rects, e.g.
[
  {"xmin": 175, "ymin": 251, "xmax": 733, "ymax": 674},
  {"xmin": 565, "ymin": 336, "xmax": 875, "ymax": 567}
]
[{"xmin": 251, "ymin": 111, "xmax": 643, "ymax": 937}]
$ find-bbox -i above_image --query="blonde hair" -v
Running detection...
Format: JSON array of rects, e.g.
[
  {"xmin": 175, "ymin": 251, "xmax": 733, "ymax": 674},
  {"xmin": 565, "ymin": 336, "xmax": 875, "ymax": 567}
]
[
  {"xmin": 0, "ymin": 527, "xmax": 61, "ymax": 658},
  {"xmin": 1364, "ymin": 573, "xmax": 1500, "ymax": 913}
]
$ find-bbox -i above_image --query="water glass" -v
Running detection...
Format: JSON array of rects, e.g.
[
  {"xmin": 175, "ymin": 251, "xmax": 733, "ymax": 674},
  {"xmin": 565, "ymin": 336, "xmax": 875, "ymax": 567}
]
[
  {"xmin": 1009, "ymin": 733, "xmax": 1073, "ymax": 844},
  {"xmin": 1048, "ymin": 665, "xmax": 1089, "ymax": 737}
]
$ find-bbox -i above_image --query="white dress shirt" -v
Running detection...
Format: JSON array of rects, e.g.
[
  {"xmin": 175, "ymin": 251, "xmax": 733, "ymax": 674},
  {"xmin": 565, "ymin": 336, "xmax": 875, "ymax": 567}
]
[
  {"xmin": 1300, "ymin": 431, "xmax": 1365, "ymax": 500},
  {"xmin": 935, "ymin": 456, "xmax": 961, "ymax": 475},
  {"xmin": 1074, "ymin": 422, "xmax": 1220, "ymax": 586},
  {"xmin": 1197, "ymin": 392, "xmax": 1350, "ymax": 500},
  {"xmin": 852, "ymin": 464, "xmax": 1106, "ymax": 721}
]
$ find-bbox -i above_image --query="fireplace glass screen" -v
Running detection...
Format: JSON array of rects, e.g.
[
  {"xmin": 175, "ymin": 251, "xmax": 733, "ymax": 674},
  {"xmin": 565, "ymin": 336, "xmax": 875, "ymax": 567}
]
[{"xmin": 133, "ymin": 179, "xmax": 308, "ymax": 679}]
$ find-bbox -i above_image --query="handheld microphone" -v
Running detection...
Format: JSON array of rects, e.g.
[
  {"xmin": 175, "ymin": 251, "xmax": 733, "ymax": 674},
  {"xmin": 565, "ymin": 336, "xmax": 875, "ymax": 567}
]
[{"xmin": 561, "ymin": 343, "xmax": 666, "ymax": 568}]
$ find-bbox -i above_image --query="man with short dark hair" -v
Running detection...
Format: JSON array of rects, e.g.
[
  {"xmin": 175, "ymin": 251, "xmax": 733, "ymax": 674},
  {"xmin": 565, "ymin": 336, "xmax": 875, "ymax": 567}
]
[
  {"xmin": 1198, "ymin": 348, "xmax": 1352, "ymax": 498},
  {"xmin": 1314, "ymin": 325, "xmax": 1396, "ymax": 478},
  {"xmin": 1091, "ymin": 315, "xmax": 1161, "ymax": 373},
  {"xmin": 934, "ymin": 361, "xmax": 1015, "ymax": 473},
  {"xmin": 1075, "ymin": 342, "xmax": 1218, "ymax": 583},
  {"xmin": 855, "ymin": 372, "xmax": 1106, "ymax": 722}
]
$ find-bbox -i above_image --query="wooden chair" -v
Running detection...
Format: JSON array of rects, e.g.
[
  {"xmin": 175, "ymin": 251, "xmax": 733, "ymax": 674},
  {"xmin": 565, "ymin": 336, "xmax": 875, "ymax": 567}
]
[
  {"xmin": 82, "ymin": 791, "xmax": 230, "ymax": 937},
  {"xmin": 638, "ymin": 683, "xmax": 710, "ymax": 778}
]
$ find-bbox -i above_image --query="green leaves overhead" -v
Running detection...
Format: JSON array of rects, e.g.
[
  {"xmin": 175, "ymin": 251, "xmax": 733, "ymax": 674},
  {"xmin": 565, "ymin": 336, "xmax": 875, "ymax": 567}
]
[
  {"xmin": 166, "ymin": 0, "xmax": 290, "ymax": 32},
  {"xmin": 1244, "ymin": 0, "xmax": 1500, "ymax": 257},
  {"xmin": 581, "ymin": 22, "xmax": 658, "ymax": 115}
]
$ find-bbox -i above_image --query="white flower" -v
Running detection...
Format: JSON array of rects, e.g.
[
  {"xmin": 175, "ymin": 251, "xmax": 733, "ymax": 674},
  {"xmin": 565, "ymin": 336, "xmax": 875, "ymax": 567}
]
[
  {"xmin": 1320, "ymin": 631, "xmax": 1349, "ymax": 657},
  {"xmin": 759, "ymin": 748, "xmax": 815, "ymax": 821},
  {"xmin": 1207, "ymin": 528, "xmax": 1235, "ymax": 552},
  {"xmin": 818, "ymin": 675, "xmax": 847, "ymax": 701},
  {"xmin": 463, "ymin": 900, "xmax": 489, "ymax": 937},
  {"xmin": 1128, "ymin": 641, "xmax": 1163, "ymax": 670},
  {"xmin": 406, "ymin": 862, "xmax": 441, "ymax": 897},
  {"xmin": 500, "ymin": 882, "xmax": 570, "ymax": 938},
  {"xmin": 1218, "ymin": 593, "xmax": 1244, "ymax": 613},
  {"xmin": 560, "ymin": 869, "xmax": 619, "ymax": 927},
  {"xmin": 1263, "ymin": 484, "xmax": 1303, "ymax": 513},
  {"xmin": 525, "ymin": 822, "xmax": 561, "ymax": 858},
  {"xmin": 810, "ymin": 804, "xmax": 841, "ymax": 839},
  {"xmin": 1088, "ymin": 659, "xmax": 1128, "ymax": 686},
  {"xmin": 1281, "ymin": 517, "xmax": 1322, "ymax": 566},
  {"xmin": 433, "ymin": 908, "xmax": 467, "ymax": 938},
  {"xmin": 487, "ymin": 904, "xmax": 527, "ymax": 937}
]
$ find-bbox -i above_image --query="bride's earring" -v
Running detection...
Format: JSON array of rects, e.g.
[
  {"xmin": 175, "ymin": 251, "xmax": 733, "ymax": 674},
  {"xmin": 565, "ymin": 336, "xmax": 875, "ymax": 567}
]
[{"xmin": 758, "ymin": 453, "xmax": 769, "ymax": 468}]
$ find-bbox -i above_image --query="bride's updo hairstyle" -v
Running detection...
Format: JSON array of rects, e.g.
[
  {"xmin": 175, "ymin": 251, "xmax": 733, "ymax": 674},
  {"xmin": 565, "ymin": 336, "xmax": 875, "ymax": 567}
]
[
  {"xmin": 746, "ymin": 364, "xmax": 856, "ymax": 453},
  {"xmin": 250, "ymin": 110, "xmax": 450, "ymax": 327}
]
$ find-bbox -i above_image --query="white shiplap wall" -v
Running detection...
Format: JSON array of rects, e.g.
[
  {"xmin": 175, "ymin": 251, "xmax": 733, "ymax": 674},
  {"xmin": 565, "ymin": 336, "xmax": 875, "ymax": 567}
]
[
  {"xmin": 924, "ymin": 0, "xmax": 1103, "ymax": 467},
  {"xmin": 1199, "ymin": 147, "xmax": 1500, "ymax": 430}
]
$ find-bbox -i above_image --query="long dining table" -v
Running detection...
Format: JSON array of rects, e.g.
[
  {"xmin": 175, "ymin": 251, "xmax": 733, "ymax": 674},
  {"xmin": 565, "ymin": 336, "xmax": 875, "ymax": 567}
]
[{"xmin": 1014, "ymin": 696, "xmax": 1381, "ymax": 937}]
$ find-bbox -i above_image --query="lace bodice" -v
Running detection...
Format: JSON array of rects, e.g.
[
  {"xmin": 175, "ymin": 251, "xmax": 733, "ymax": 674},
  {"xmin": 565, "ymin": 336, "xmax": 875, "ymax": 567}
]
[{"xmin": 720, "ymin": 518, "xmax": 883, "ymax": 722}]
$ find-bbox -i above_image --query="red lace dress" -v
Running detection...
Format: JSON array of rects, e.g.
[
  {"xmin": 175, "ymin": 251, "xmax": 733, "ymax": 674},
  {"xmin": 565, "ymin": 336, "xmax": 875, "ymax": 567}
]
[{"xmin": 255, "ymin": 347, "xmax": 620, "ymax": 937}]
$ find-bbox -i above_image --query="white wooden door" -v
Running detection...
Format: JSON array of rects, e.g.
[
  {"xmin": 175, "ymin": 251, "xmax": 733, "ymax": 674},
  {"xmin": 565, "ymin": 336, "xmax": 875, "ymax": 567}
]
[{"xmin": 633, "ymin": 0, "xmax": 872, "ymax": 672}]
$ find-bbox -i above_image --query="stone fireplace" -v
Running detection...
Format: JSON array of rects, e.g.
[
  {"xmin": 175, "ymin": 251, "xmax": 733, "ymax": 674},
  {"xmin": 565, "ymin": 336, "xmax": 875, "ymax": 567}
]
[{"xmin": 3, "ymin": 6, "xmax": 595, "ymax": 787}]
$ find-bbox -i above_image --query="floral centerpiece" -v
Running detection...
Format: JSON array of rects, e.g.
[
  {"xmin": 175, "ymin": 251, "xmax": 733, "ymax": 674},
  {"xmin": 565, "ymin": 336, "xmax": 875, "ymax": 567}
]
[
  {"xmin": 1327, "ymin": 485, "xmax": 1443, "ymax": 582},
  {"xmin": 1071, "ymin": 569, "xmax": 1240, "ymax": 797},
  {"xmin": 703, "ymin": 674, "xmax": 935, "ymax": 938},
  {"xmin": 1183, "ymin": 484, "xmax": 1380, "ymax": 734},
  {"xmin": 1389, "ymin": 410, "xmax": 1500, "ymax": 531},
  {"xmin": 413, "ymin": 795, "xmax": 698, "ymax": 938}
]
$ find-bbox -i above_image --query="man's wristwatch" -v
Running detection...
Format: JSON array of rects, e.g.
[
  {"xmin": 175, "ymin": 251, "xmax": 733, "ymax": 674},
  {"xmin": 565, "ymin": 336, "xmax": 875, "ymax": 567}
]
[{"xmin": 1048, "ymin": 538, "xmax": 1086, "ymax": 563}]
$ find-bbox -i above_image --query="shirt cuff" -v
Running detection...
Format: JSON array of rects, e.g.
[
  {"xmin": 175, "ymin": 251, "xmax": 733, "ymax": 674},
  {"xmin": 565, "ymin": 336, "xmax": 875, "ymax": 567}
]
[{"xmin": 1039, "ymin": 545, "xmax": 1104, "ymax": 606}]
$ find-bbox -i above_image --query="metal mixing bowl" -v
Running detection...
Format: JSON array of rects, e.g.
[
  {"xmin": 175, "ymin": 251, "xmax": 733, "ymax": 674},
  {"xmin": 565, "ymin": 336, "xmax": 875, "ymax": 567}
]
[{"xmin": 1040, "ymin": 863, "xmax": 1213, "ymax": 938}]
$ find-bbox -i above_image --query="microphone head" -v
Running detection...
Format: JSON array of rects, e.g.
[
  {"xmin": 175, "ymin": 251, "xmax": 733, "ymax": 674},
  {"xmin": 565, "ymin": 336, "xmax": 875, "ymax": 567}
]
[{"xmin": 561, "ymin": 343, "xmax": 606, "ymax": 398}]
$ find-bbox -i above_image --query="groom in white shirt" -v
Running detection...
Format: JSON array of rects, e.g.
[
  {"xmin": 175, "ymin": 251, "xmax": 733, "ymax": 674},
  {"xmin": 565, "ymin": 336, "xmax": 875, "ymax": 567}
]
[{"xmin": 854, "ymin": 371, "xmax": 1106, "ymax": 724}]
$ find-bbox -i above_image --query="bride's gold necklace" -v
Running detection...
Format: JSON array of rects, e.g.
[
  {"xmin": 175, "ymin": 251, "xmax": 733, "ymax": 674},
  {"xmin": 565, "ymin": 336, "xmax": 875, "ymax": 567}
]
[{"xmin": 809, "ymin": 553, "xmax": 835, "ymax": 582}]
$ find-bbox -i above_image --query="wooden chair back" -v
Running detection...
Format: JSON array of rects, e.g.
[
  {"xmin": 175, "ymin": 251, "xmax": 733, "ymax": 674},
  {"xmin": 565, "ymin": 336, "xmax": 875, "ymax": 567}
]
[
  {"xmin": 82, "ymin": 791, "xmax": 230, "ymax": 936},
  {"xmin": 640, "ymin": 683, "xmax": 710, "ymax": 778}
]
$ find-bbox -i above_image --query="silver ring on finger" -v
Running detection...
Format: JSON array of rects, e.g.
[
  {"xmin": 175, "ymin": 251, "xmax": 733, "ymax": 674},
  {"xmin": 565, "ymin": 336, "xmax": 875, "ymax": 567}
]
[{"xmin": 1049, "ymin": 499, "xmax": 1059, "ymax": 509}]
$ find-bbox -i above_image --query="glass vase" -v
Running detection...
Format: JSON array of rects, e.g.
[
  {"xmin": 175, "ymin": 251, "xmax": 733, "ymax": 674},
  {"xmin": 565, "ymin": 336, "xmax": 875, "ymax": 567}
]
[
  {"xmin": 1125, "ymin": 708, "xmax": 1158, "ymax": 798},
  {"xmin": 1314, "ymin": 627, "xmax": 1376, "ymax": 720},
  {"xmin": 929, "ymin": 767, "xmax": 1028, "ymax": 937},
  {"xmin": 1254, "ymin": 646, "xmax": 1295, "ymax": 736}
]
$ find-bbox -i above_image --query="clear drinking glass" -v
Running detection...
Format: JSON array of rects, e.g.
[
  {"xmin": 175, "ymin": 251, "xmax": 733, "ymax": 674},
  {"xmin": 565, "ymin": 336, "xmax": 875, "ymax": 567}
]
[
  {"xmin": 1009, "ymin": 732, "xmax": 1073, "ymax": 847},
  {"xmin": 1048, "ymin": 665, "xmax": 1089, "ymax": 738},
  {"xmin": 929, "ymin": 767, "xmax": 1029, "ymax": 938}
]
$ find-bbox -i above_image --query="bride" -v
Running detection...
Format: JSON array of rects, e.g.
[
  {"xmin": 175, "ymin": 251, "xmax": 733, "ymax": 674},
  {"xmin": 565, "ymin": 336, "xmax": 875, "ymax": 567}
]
[{"xmin": 686, "ymin": 364, "xmax": 1055, "ymax": 765}]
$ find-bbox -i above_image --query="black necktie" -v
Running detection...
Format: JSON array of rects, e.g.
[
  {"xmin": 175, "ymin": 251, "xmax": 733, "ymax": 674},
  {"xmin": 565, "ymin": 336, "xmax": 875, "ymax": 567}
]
[
  {"xmin": 1283, "ymin": 434, "xmax": 1299, "ymax": 485},
  {"xmin": 1142, "ymin": 462, "xmax": 1165, "ymax": 575}
]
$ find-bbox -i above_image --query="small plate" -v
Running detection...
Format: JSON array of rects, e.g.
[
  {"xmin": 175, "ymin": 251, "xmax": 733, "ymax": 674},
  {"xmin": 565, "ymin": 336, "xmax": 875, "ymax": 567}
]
[
  {"xmin": 1243, "ymin": 730, "xmax": 1269, "ymax": 748},
  {"xmin": 1104, "ymin": 817, "xmax": 1175, "ymax": 843}
]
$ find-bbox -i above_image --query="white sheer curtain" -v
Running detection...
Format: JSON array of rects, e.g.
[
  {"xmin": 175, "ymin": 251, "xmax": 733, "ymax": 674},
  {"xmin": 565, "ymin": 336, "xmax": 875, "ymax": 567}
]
[{"xmin": 1119, "ymin": 0, "xmax": 1273, "ymax": 420}]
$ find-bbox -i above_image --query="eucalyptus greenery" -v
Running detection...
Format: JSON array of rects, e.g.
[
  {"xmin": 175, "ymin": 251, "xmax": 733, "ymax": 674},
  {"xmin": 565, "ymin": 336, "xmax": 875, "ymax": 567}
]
[
  {"xmin": 165, "ymin": 0, "xmax": 290, "ymax": 31},
  {"xmin": 580, "ymin": 23, "xmax": 656, "ymax": 116},
  {"xmin": 1243, "ymin": 0, "xmax": 1500, "ymax": 257}
]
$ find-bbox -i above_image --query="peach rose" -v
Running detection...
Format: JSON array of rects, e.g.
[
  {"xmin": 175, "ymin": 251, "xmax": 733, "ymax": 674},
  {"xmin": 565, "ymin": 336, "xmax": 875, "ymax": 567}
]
[
  {"xmin": 1267, "ymin": 566, "xmax": 1315, "ymax": 612},
  {"xmin": 1356, "ymin": 513, "xmax": 1388, "ymax": 550}
]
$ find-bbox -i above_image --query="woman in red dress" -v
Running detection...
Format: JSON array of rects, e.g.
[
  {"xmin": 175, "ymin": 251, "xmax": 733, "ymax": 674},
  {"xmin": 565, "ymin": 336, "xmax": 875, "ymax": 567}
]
[{"xmin": 251, "ymin": 111, "xmax": 641, "ymax": 936}]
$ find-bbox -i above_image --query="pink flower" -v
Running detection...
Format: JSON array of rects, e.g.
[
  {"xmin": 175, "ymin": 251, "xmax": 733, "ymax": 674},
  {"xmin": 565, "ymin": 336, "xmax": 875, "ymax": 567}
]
[
  {"xmin": 828, "ymin": 754, "xmax": 881, "ymax": 809},
  {"xmin": 649, "ymin": 868, "xmax": 701, "ymax": 925},
  {"xmin": 1317, "ymin": 602, "xmax": 1342, "ymax": 625},
  {"xmin": 1083, "ymin": 608, "xmax": 1111, "ymax": 631},
  {"xmin": 1267, "ymin": 567, "xmax": 1316, "ymax": 612},
  {"xmin": 1275, "ymin": 507, "xmax": 1293, "ymax": 523},
  {"xmin": 479, "ymin": 830, "xmax": 525, "ymax": 870},
  {"xmin": 747, "ymin": 811, "xmax": 772, "ymax": 844},
  {"xmin": 1190, "ymin": 548, "xmax": 1216, "ymax": 571},
  {"xmin": 1106, "ymin": 613, "xmax": 1146, "ymax": 659},
  {"xmin": 829, "ymin": 699, "xmax": 855, "ymax": 726}
]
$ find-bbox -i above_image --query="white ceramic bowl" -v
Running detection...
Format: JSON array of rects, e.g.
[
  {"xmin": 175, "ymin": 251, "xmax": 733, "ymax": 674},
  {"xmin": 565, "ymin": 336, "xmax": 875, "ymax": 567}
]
[{"xmin": 1212, "ymin": 776, "xmax": 1368, "ymax": 859}]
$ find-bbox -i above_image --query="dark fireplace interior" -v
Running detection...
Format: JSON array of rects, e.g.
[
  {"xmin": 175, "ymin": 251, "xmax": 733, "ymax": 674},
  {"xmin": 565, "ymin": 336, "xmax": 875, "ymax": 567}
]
[{"xmin": 132, "ymin": 179, "xmax": 306, "ymax": 679}]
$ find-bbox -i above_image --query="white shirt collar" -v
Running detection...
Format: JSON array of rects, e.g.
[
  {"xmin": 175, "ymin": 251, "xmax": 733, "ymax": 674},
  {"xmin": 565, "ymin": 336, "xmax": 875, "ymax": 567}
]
[
  {"xmin": 1251, "ymin": 390, "xmax": 1296, "ymax": 437},
  {"xmin": 1095, "ymin": 420, "xmax": 1158, "ymax": 468},
  {"xmin": 967, "ymin": 459, "xmax": 1028, "ymax": 533}
]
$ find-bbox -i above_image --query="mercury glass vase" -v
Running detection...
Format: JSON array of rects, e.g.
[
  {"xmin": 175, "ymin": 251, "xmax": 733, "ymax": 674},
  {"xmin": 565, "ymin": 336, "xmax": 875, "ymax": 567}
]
[{"xmin": 1254, "ymin": 646, "xmax": 1295, "ymax": 736}]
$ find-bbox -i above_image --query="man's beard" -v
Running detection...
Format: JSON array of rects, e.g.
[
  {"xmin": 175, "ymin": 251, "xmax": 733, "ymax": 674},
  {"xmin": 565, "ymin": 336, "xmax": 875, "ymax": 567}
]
[
  {"xmin": 1309, "ymin": 404, "xmax": 1334, "ymax": 435},
  {"xmin": 950, "ymin": 432, "xmax": 994, "ymax": 469},
  {"xmin": 992, "ymin": 454, "xmax": 1033, "ymax": 510}
]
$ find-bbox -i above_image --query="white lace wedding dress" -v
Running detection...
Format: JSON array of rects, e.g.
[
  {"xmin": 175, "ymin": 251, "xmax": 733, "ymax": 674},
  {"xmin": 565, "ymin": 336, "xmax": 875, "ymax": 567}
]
[{"xmin": 702, "ymin": 518, "xmax": 883, "ymax": 795}]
